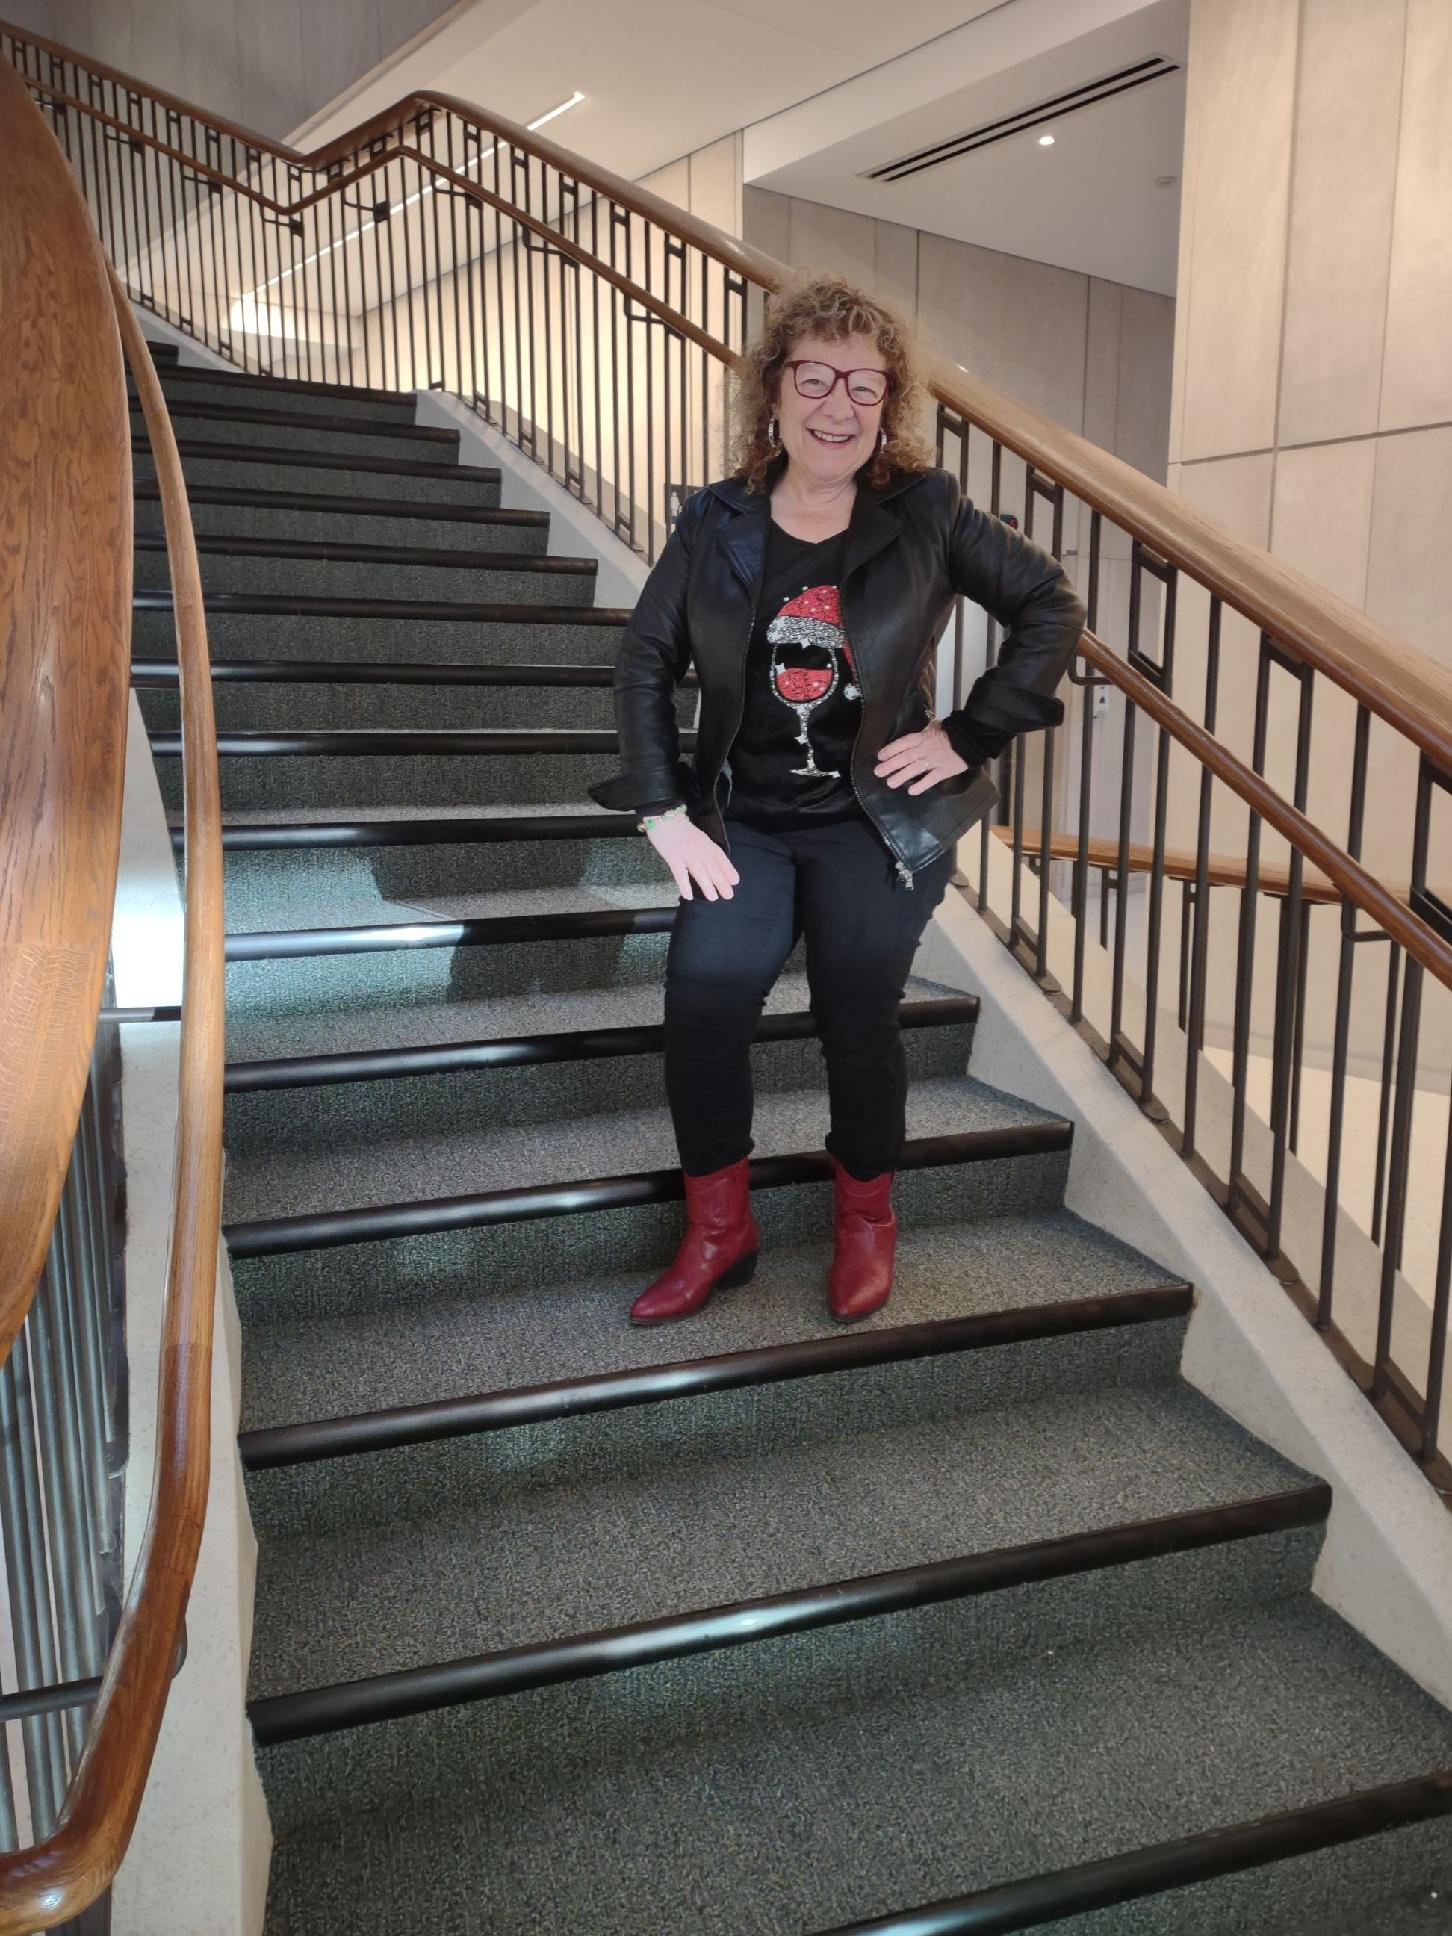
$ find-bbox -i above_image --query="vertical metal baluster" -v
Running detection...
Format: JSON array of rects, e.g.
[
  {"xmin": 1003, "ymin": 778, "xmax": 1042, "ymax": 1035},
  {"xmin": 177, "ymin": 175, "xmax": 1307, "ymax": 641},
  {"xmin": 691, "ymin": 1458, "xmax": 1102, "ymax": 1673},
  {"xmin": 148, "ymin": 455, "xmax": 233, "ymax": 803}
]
[
  {"xmin": 0, "ymin": 1336, "xmax": 66, "ymax": 1832},
  {"xmin": 1109, "ymin": 554, "xmax": 1142, "ymax": 1082},
  {"xmin": 1371, "ymin": 947, "xmax": 1401, "ymax": 1246},
  {"xmin": 1374, "ymin": 956, "xmax": 1423, "ymax": 1399},
  {"xmin": 976, "ymin": 437, "xmax": 1003, "ymax": 911},
  {"xmin": 57, "ymin": 1166, "xmax": 106, "ymax": 1647},
  {"xmin": 1264, "ymin": 655, "xmax": 1315, "ymax": 1259},
  {"xmin": 1227, "ymin": 639, "xmax": 1271, "ymax": 1225},
  {"xmin": 1071, "ymin": 508, "xmax": 1102, "ymax": 1024},
  {"xmin": 1139, "ymin": 562, "xmax": 1177, "ymax": 1107},
  {"xmin": 29, "ymin": 1257, "xmax": 94, "ymax": 1764},
  {"xmin": 1421, "ymin": 1076, "xmax": 1452, "ymax": 1465},
  {"xmin": 1289, "ymin": 897, "xmax": 1312, "ymax": 1155},
  {"xmin": 0, "ymin": 1707, "xmax": 17, "ymax": 1852}
]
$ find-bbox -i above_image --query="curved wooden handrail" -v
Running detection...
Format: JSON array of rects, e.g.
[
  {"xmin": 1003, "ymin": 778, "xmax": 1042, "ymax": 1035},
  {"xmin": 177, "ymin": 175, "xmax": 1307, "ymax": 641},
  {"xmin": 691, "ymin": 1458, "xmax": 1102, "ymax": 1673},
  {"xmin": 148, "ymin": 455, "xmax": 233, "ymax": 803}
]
[
  {"xmin": 6, "ymin": 13, "xmax": 1450, "ymax": 778},
  {"xmin": 0, "ymin": 70, "xmax": 225, "ymax": 1936},
  {"xmin": 0, "ymin": 55, "xmax": 131, "ymax": 1367}
]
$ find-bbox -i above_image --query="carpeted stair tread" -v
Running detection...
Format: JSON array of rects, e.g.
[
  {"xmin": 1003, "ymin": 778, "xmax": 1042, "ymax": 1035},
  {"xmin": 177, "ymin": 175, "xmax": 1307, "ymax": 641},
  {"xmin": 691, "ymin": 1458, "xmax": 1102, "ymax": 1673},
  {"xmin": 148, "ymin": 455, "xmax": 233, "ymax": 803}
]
[
  {"xmin": 221, "ymin": 1070, "xmax": 1066, "ymax": 1226},
  {"xmin": 237, "ymin": 1205, "xmax": 1181, "ymax": 1432},
  {"xmin": 134, "ymin": 541, "xmax": 596, "ymax": 606},
  {"xmin": 255, "ymin": 1596, "xmax": 1452, "ymax": 1936},
  {"xmin": 223, "ymin": 963, "xmax": 965, "ymax": 1060},
  {"xmin": 244, "ymin": 1375, "xmax": 1308, "ymax": 1700},
  {"xmin": 142, "ymin": 676, "xmax": 652, "ymax": 732},
  {"xmin": 136, "ymin": 443, "xmax": 502, "ymax": 506},
  {"xmin": 216, "ymin": 848, "xmax": 677, "ymax": 933},
  {"xmin": 134, "ymin": 492, "xmax": 548, "ymax": 551},
  {"xmin": 132, "ymin": 608, "xmax": 624, "ymax": 666},
  {"xmin": 131, "ymin": 402, "xmax": 455, "ymax": 463}
]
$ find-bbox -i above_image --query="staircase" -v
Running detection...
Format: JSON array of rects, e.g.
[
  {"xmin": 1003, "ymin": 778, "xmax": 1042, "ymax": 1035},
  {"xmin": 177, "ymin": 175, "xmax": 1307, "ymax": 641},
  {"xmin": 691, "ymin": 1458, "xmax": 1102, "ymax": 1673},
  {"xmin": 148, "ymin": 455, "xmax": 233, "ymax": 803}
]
[{"xmin": 131, "ymin": 344, "xmax": 1452, "ymax": 1933}]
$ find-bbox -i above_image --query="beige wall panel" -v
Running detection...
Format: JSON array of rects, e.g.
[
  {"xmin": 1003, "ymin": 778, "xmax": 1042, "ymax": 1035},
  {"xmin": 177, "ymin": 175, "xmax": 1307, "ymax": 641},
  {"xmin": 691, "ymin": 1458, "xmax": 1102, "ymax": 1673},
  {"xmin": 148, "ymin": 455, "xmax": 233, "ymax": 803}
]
[
  {"xmin": 2, "ymin": 1, "xmax": 54, "ymax": 34},
  {"xmin": 1366, "ymin": 424, "xmax": 1452, "ymax": 667},
  {"xmin": 918, "ymin": 231, "xmax": 1088, "ymax": 436},
  {"xmin": 873, "ymin": 218, "xmax": 919, "ymax": 319},
  {"xmin": 1278, "ymin": 0, "xmax": 1404, "ymax": 446},
  {"xmin": 1116, "ymin": 286, "xmax": 1176, "ymax": 485},
  {"xmin": 1271, "ymin": 438, "xmax": 1376, "ymax": 611},
  {"xmin": 1083, "ymin": 281, "xmax": 1124, "ymax": 458},
  {"xmin": 1380, "ymin": 0, "xmax": 1452, "ymax": 430},
  {"xmin": 742, "ymin": 185, "xmax": 790, "ymax": 264},
  {"xmin": 1177, "ymin": 0, "xmax": 1298, "ymax": 463},
  {"xmin": 639, "ymin": 157, "xmax": 690, "ymax": 208},
  {"xmin": 1166, "ymin": 0, "xmax": 1205, "ymax": 470},
  {"xmin": 688, "ymin": 134, "xmax": 741, "ymax": 238},
  {"xmin": 787, "ymin": 197, "xmax": 878, "ymax": 298}
]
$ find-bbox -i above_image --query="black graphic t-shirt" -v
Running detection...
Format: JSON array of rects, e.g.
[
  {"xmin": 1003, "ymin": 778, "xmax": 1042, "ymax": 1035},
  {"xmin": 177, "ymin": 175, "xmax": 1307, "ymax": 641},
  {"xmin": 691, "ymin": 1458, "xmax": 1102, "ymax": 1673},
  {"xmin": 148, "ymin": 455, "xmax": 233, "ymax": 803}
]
[{"xmin": 722, "ymin": 521, "xmax": 867, "ymax": 832}]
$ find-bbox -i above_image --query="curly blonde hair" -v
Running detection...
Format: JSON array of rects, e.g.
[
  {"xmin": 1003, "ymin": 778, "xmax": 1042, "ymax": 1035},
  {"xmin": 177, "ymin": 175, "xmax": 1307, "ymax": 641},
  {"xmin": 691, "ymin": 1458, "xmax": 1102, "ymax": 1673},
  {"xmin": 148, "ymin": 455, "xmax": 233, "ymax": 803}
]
[{"xmin": 725, "ymin": 270, "xmax": 937, "ymax": 495}]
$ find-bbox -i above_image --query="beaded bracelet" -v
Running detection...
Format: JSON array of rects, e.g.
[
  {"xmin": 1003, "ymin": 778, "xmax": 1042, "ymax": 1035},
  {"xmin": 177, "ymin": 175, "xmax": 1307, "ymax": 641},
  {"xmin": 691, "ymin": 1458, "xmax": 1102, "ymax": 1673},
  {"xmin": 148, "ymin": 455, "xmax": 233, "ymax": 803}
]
[{"xmin": 637, "ymin": 804, "xmax": 688, "ymax": 834}]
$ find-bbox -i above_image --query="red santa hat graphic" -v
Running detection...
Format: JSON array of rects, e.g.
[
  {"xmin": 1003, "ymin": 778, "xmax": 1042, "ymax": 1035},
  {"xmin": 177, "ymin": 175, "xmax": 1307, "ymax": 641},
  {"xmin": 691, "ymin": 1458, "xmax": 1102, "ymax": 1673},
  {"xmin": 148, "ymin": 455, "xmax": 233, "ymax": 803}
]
[{"xmin": 767, "ymin": 583, "xmax": 859, "ymax": 698}]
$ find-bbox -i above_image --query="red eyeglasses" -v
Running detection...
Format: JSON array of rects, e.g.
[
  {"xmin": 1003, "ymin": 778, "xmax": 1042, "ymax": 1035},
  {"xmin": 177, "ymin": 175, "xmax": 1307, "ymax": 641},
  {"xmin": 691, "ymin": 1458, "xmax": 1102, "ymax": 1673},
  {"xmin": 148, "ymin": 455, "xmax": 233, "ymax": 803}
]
[{"xmin": 782, "ymin": 359, "xmax": 892, "ymax": 406}]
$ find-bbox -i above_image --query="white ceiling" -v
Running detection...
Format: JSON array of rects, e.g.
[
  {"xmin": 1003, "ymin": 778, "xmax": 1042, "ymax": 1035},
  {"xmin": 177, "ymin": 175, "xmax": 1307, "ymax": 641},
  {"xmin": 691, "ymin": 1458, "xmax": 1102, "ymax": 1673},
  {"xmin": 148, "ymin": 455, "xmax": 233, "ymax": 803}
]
[
  {"xmin": 301, "ymin": 0, "xmax": 1189, "ymax": 296},
  {"xmin": 747, "ymin": 0, "xmax": 1190, "ymax": 294}
]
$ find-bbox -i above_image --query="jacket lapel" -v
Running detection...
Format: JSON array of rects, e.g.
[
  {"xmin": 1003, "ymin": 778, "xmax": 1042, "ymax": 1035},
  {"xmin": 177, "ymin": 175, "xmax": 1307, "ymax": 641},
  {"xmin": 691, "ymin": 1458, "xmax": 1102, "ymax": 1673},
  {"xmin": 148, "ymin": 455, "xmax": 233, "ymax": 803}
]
[{"xmin": 706, "ymin": 467, "xmax": 917, "ymax": 598}]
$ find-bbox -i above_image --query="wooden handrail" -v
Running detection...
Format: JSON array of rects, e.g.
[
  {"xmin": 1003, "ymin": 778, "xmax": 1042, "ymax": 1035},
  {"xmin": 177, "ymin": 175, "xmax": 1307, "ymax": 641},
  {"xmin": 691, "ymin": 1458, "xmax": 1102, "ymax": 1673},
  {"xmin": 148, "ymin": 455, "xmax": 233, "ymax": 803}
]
[
  {"xmin": 0, "ymin": 55, "xmax": 131, "ymax": 1367},
  {"xmin": 0, "ymin": 74, "xmax": 225, "ymax": 1936},
  {"xmin": 6, "ymin": 14, "xmax": 1450, "ymax": 778},
  {"xmin": 991, "ymin": 827, "xmax": 1447, "ymax": 912}
]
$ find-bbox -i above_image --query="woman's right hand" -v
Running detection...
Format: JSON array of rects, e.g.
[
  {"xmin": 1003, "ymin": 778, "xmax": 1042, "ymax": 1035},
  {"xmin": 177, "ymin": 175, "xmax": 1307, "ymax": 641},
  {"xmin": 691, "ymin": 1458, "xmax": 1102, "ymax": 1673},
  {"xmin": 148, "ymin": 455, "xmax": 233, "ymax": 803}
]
[{"xmin": 645, "ymin": 815, "xmax": 740, "ymax": 901}]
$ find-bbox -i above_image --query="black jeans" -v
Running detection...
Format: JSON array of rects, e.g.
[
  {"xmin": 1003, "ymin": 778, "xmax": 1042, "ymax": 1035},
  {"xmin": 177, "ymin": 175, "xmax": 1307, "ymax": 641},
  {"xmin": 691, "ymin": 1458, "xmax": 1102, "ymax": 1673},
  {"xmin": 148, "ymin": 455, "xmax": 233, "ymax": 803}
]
[{"xmin": 663, "ymin": 813, "xmax": 955, "ymax": 1178}]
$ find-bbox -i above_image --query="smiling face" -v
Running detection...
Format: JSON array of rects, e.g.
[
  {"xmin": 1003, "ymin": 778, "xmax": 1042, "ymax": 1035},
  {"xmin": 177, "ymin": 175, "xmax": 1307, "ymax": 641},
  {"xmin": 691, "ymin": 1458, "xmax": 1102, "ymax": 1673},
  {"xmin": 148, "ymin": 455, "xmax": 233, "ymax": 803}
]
[{"xmin": 773, "ymin": 329, "xmax": 891, "ymax": 492}]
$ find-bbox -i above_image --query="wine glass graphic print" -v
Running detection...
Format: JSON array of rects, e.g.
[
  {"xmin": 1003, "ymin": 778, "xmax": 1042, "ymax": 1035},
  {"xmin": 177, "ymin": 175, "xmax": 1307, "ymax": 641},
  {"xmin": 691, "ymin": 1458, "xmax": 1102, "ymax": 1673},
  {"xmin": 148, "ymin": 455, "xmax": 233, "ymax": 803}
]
[{"xmin": 767, "ymin": 584, "xmax": 859, "ymax": 777}]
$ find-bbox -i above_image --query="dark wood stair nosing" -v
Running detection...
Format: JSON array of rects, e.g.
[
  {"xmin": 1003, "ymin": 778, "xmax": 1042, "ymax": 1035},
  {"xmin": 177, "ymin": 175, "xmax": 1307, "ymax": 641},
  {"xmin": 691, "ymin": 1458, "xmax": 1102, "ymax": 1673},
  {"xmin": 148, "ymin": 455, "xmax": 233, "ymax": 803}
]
[
  {"xmin": 238, "ymin": 1282, "xmax": 1193, "ymax": 1472},
  {"xmin": 133, "ymin": 481, "xmax": 541, "ymax": 524},
  {"xmin": 224, "ymin": 904, "xmax": 677, "ymax": 965},
  {"xmin": 223, "ymin": 997, "xmax": 981, "ymax": 1093},
  {"xmin": 185, "ymin": 810, "xmax": 641, "ymax": 852},
  {"xmin": 812, "ymin": 1764, "xmax": 1452, "ymax": 1935},
  {"xmin": 133, "ymin": 532, "xmax": 595, "ymax": 573},
  {"xmin": 243, "ymin": 1483, "xmax": 1328, "ymax": 1745},
  {"xmin": 222, "ymin": 1131, "xmax": 1075, "ymax": 1257},
  {"xmin": 145, "ymin": 368, "xmax": 416, "ymax": 409},
  {"xmin": 134, "ymin": 589, "xmax": 630, "ymax": 623},
  {"xmin": 152, "ymin": 726, "xmax": 642, "ymax": 757},
  {"xmin": 138, "ymin": 659, "xmax": 628, "ymax": 690},
  {"xmin": 135, "ymin": 437, "xmax": 499, "ymax": 483},
  {"xmin": 129, "ymin": 397, "xmax": 457, "ymax": 442}
]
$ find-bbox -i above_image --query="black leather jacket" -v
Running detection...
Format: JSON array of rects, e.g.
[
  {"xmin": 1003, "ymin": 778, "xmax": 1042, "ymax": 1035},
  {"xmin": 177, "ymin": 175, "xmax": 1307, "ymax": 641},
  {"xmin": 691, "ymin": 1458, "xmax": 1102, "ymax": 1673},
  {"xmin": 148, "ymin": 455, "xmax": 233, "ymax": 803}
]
[{"xmin": 587, "ymin": 463, "xmax": 1085, "ymax": 883}]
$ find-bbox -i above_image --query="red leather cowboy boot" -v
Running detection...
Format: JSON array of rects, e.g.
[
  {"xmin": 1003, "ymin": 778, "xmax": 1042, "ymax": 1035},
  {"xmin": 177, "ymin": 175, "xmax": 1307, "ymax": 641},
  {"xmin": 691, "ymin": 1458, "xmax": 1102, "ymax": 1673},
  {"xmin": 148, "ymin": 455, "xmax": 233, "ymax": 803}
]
[
  {"xmin": 629, "ymin": 1155, "xmax": 760, "ymax": 1325},
  {"xmin": 827, "ymin": 1157, "xmax": 897, "ymax": 1323}
]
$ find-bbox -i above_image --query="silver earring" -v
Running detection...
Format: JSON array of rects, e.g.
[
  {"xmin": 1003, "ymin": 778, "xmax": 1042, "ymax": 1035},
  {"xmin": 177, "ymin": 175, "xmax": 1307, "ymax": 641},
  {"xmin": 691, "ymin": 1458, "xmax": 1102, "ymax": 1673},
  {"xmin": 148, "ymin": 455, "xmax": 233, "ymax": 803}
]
[
  {"xmin": 878, "ymin": 426, "xmax": 888, "ymax": 452},
  {"xmin": 767, "ymin": 415, "xmax": 780, "ymax": 450}
]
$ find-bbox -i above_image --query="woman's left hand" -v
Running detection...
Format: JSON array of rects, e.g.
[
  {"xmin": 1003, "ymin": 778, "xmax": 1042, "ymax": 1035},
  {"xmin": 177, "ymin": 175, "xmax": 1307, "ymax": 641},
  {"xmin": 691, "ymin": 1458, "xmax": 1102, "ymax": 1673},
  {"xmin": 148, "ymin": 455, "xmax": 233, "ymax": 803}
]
[{"xmin": 873, "ymin": 720, "xmax": 969, "ymax": 795}]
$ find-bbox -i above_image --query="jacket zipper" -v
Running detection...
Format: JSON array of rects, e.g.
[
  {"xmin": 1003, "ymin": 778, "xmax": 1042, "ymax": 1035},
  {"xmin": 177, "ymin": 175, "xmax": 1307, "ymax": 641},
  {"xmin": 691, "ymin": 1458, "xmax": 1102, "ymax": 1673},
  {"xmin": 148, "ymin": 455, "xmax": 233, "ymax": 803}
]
[
  {"xmin": 713, "ymin": 574, "xmax": 766, "ymax": 860},
  {"xmin": 839, "ymin": 588, "xmax": 916, "ymax": 889}
]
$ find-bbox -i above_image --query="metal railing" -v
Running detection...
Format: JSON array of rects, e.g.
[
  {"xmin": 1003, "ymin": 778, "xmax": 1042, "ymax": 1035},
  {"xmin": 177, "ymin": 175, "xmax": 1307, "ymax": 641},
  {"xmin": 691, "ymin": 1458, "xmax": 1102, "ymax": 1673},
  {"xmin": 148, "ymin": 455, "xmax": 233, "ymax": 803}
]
[{"xmin": 934, "ymin": 400, "xmax": 1452, "ymax": 1491}]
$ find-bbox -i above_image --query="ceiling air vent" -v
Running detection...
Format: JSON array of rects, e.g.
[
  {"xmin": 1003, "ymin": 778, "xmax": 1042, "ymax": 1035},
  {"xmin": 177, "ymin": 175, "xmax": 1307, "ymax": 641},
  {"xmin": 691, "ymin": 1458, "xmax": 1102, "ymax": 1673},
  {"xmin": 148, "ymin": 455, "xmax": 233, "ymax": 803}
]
[{"xmin": 864, "ymin": 55, "xmax": 1180, "ymax": 183}]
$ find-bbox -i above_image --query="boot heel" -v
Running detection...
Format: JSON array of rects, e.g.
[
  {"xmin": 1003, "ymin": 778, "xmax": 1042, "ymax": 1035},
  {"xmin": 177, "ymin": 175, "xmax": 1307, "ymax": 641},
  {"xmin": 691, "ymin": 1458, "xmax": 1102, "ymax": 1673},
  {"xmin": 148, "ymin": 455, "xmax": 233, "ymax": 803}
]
[{"xmin": 717, "ymin": 1247, "xmax": 759, "ymax": 1290}]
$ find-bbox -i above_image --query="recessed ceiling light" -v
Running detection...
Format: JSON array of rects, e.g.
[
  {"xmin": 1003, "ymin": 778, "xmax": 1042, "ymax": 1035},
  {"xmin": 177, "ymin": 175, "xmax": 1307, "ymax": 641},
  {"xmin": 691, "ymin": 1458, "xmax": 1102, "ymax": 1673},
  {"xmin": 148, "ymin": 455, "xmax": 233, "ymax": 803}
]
[{"xmin": 1039, "ymin": 134, "xmax": 1056, "ymax": 146}]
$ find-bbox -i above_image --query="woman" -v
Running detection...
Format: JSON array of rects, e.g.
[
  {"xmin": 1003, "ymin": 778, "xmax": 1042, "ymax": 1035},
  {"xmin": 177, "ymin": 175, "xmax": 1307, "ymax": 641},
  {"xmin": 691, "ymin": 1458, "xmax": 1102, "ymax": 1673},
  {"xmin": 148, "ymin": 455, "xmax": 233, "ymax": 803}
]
[{"xmin": 588, "ymin": 272, "xmax": 1084, "ymax": 1328}]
